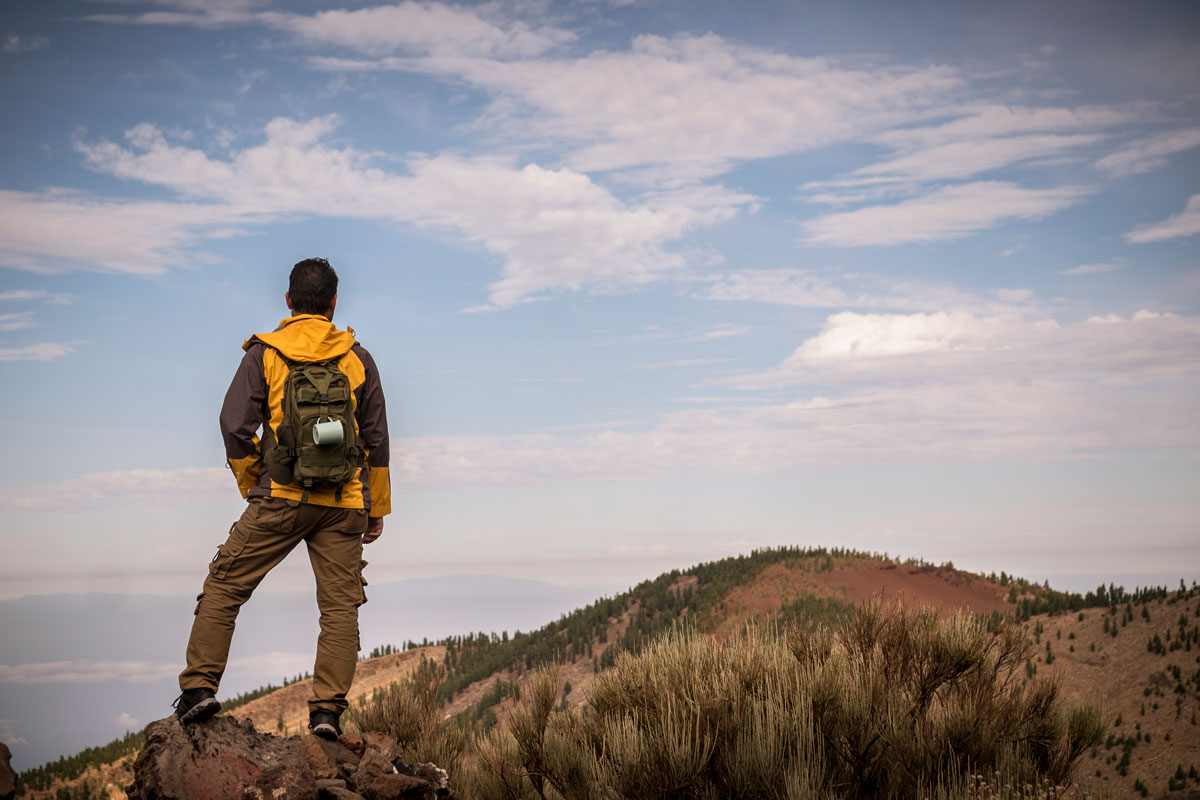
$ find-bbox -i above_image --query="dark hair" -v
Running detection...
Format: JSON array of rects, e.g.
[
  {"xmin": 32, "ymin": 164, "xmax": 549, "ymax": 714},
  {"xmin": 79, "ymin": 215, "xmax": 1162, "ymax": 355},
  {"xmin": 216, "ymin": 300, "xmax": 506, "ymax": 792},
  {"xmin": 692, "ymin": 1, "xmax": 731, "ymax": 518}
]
[{"xmin": 289, "ymin": 258, "xmax": 339, "ymax": 315}]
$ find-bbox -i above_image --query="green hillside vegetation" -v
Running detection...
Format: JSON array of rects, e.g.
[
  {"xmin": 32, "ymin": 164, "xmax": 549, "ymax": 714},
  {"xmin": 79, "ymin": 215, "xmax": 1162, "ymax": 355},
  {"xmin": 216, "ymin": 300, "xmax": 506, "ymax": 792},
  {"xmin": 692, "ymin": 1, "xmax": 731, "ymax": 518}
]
[
  {"xmin": 404, "ymin": 546, "xmax": 872, "ymax": 709},
  {"xmin": 350, "ymin": 603, "xmax": 1105, "ymax": 800},
  {"xmin": 17, "ymin": 546, "xmax": 1175, "ymax": 795}
]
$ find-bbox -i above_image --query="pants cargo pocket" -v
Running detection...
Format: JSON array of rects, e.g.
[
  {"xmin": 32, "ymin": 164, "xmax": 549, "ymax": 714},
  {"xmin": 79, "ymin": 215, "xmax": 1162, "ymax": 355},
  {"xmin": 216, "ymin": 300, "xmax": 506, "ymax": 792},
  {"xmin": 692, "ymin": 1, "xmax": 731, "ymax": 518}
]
[
  {"xmin": 209, "ymin": 522, "xmax": 251, "ymax": 580},
  {"xmin": 357, "ymin": 558, "xmax": 368, "ymax": 607},
  {"xmin": 193, "ymin": 592, "xmax": 205, "ymax": 615}
]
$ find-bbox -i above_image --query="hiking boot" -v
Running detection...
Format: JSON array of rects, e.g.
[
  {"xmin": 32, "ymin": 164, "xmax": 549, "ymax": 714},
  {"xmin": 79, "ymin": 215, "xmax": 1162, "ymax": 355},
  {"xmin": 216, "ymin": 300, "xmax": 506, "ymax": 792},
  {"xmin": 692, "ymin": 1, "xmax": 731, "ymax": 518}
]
[
  {"xmin": 309, "ymin": 709, "xmax": 342, "ymax": 740},
  {"xmin": 173, "ymin": 687, "xmax": 221, "ymax": 724}
]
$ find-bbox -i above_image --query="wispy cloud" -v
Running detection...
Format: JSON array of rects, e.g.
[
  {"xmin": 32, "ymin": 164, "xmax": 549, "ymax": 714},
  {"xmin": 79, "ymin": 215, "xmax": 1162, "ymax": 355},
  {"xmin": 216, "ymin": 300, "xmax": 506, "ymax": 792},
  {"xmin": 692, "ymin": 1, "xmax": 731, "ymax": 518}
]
[
  {"xmin": 1063, "ymin": 261, "xmax": 1121, "ymax": 276},
  {"xmin": 0, "ymin": 188, "xmax": 249, "ymax": 275},
  {"xmin": 312, "ymin": 33, "xmax": 963, "ymax": 182},
  {"xmin": 801, "ymin": 103, "xmax": 1147, "ymax": 205},
  {"xmin": 0, "ymin": 466, "xmax": 226, "ymax": 509},
  {"xmin": 268, "ymin": 3, "xmax": 576, "ymax": 59},
  {"xmin": 0, "ymin": 719, "xmax": 27, "ymax": 745},
  {"xmin": 734, "ymin": 308, "xmax": 1199, "ymax": 387},
  {"xmin": 0, "ymin": 660, "xmax": 179, "ymax": 684},
  {"xmin": 1127, "ymin": 194, "xmax": 1200, "ymax": 244},
  {"xmin": 800, "ymin": 182, "xmax": 1090, "ymax": 246},
  {"xmin": 0, "ymin": 342, "xmax": 79, "ymax": 362},
  {"xmin": 9, "ymin": 307, "xmax": 1196, "ymax": 492},
  {"xmin": 0, "ymin": 311, "xmax": 36, "ymax": 332},
  {"xmin": 65, "ymin": 117, "xmax": 756, "ymax": 306},
  {"xmin": 1096, "ymin": 128, "xmax": 1200, "ymax": 176},
  {"xmin": 700, "ymin": 268, "xmax": 983, "ymax": 311},
  {"xmin": 0, "ymin": 289, "xmax": 77, "ymax": 304},
  {"xmin": 636, "ymin": 358, "xmax": 727, "ymax": 370},
  {"xmin": 684, "ymin": 324, "xmax": 749, "ymax": 342},
  {"xmin": 3, "ymin": 34, "xmax": 49, "ymax": 54},
  {"xmin": 808, "ymin": 133, "xmax": 1103, "ymax": 197}
]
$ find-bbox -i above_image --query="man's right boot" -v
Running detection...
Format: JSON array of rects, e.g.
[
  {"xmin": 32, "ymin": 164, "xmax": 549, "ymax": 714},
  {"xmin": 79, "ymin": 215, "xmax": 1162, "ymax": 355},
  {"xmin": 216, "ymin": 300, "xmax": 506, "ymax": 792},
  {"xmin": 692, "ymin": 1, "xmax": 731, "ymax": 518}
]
[
  {"xmin": 173, "ymin": 687, "xmax": 221, "ymax": 724},
  {"xmin": 309, "ymin": 709, "xmax": 342, "ymax": 740}
]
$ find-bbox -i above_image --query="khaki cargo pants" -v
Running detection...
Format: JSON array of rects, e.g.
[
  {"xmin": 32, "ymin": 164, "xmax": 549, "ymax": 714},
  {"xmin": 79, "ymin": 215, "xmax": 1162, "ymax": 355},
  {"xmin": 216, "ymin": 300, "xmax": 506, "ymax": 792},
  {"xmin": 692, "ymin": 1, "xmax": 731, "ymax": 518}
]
[{"xmin": 179, "ymin": 496, "xmax": 368, "ymax": 714}]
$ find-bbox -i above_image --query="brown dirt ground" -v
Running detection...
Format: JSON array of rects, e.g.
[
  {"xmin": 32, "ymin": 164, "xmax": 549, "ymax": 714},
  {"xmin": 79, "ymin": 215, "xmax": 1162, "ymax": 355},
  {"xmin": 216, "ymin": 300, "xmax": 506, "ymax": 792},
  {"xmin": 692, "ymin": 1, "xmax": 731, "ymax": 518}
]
[
  {"xmin": 1024, "ymin": 597, "xmax": 1200, "ymax": 799},
  {"xmin": 714, "ymin": 558, "xmax": 1010, "ymax": 636},
  {"xmin": 231, "ymin": 646, "xmax": 446, "ymax": 736}
]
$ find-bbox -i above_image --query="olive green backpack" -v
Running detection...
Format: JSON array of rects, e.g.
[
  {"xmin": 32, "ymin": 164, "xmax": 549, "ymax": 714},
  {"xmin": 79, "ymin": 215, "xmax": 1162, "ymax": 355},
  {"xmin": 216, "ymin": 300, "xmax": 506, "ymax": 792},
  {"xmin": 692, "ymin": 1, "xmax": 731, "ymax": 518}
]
[{"xmin": 263, "ymin": 351, "xmax": 363, "ymax": 501}]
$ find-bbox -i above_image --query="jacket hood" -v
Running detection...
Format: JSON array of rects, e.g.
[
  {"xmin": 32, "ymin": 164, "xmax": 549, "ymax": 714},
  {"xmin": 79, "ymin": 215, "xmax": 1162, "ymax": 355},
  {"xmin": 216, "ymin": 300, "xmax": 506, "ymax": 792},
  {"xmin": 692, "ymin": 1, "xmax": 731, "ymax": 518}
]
[{"xmin": 244, "ymin": 314, "xmax": 357, "ymax": 362}]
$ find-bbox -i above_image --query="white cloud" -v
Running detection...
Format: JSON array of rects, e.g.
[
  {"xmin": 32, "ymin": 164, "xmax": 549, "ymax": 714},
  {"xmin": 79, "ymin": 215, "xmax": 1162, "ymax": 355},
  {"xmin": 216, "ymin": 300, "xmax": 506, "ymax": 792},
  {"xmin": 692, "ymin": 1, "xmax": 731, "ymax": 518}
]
[
  {"xmin": 403, "ymin": 160, "xmax": 754, "ymax": 307},
  {"xmin": 0, "ymin": 311, "xmax": 36, "ymax": 332},
  {"xmin": 739, "ymin": 308, "xmax": 1200, "ymax": 387},
  {"xmin": 70, "ymin": 117, "xmax": 756, "ymax": 306},
  {"xmin": 3, "ymin": 34, "xmax": 49, "ymax": 53},
  {"xmin": 1063, "ymin": 261, "xmax": 1121, "ymax": 276},
  {"xmin": 235, "ymin": 68, "xmax": 268, "ymax": 94},
  {"xmin": 0, "ymin": 188, "xmax": 246, "ymax": 275},
  {"xmin": 0, "ymin": 289, "xmax": 76, "ymax": 304},
  {"xmin": 84, "ymin": 0, "xmax": 268, "ymax": 28},
  {"xmin": 685, "ymin": 324, "xmax": 749, "ymax": 342},
  {"xmin": 312, "ymin": 33, "xmax": 963, "ymax": 180},
  {"xmin": 117, "ymin": 712, "xmax": 139, "ymax": 729},
  {"xmin": 226, "ymin": 650, "xmax": 315, "ymax": 675},
  {"xmin": 636, "ymin": 358, "xmax": 726, "ymax": 370},
  {"xmin": 91, "ymin": 2, "xmax": 574, "ymax": 58},
  {"xmin": 0, "ymin": 342, "xmax": 79, "ymax": 362},
  {"xmin": 699, "ymin": 268, "xmax": 980, "ymax": 311},
  {"xmin": 703, "ymin": 269, "xmax": 852, "ymax": 307},
  {"xmin": 800, "ymin": 181, "xmax": 1090, "ymax": 246},
  {"xmin": 266, "ymin": 3, "xmax": 576, "ymax": 59},
  {"xmin": 1096, "ymin": 128, "xmax": 1200, "ymax": 176},
  {"xmin": 801, "ymin": 103, "xmax": 1147, "ymax": 203},
  {"xmin": 0, "ymin": 719, "xmax": 27, "ymax": 745},
  {"xmin": 0, "ymin": 466, "xmax": 227, "ymax": 509},
  {"xmin": 1127, "ymin": 195, "xmax": 1200, "ymax": 244},
  {"xmin": 871, "ymin": 104, "xmax": 1149, "ymax": 149},
  {"xmin": 0, "ymin": 660, "xmax": 179, "ymax": 684},
  {"xmin": 782, "ymin": 309, "xmax": 1007, "ymax": 361},
  {"xmin": 9, "ymin": 308, "xmax": 1195, "ymax": 493},
  {"xmin": 149, "ymin": 0, "xmax": 269, "ymax": 10},
  {"xmin": 822, "ymin": 133, "xmax": 1104, "ymax": 188}
]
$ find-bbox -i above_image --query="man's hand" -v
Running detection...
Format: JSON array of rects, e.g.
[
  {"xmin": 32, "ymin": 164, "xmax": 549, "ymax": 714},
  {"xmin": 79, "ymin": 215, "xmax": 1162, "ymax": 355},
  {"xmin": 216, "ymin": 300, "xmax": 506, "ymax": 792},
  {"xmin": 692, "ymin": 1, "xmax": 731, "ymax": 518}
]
[{"xmin": 363, "ymin": 515, "xmax": 383, "ymax": 544}]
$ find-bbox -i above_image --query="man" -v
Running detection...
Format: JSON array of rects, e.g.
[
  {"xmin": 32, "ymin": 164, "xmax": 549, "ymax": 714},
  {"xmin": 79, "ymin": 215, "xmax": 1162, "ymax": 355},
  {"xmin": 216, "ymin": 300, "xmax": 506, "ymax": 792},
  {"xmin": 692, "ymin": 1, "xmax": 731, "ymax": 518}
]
[{"xmin": 174, "ymin": 258, "xmax": 391, "ymax": 740}]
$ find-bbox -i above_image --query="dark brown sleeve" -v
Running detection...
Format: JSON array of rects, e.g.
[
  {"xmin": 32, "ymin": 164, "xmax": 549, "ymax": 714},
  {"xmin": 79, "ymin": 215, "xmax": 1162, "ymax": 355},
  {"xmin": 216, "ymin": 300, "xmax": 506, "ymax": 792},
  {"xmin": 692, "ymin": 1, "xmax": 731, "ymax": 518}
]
[
  {"xmin": 220, "ymin": 345, "xmax": 266, "ymax": 496},
  {"xmin": 353, "ymin": 344, "xmax": 390, "ymax": 468}
]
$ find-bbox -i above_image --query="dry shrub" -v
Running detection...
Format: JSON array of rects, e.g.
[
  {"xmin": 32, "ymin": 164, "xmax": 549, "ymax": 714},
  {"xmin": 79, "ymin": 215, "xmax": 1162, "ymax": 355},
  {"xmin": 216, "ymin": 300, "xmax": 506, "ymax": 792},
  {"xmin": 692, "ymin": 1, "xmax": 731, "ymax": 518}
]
[
  {"xmin": 367, "ymin": 605, "xmax": 1103, "ymax": 800},
  {"xmin": 344, "ymin": 658, "xmax": 466, "ymax": 774}
]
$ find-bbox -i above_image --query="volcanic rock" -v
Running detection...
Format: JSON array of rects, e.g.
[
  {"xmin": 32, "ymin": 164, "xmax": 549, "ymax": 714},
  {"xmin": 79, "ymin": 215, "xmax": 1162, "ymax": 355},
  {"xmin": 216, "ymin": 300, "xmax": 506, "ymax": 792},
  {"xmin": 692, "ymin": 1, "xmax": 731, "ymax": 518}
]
[
  {"xmin": 1, "ymin": 741, "xmax": 15, "ymax": 800},
  {"xmin": 126, "ymin": 716, "xmax": 452, "ymax": 800}
]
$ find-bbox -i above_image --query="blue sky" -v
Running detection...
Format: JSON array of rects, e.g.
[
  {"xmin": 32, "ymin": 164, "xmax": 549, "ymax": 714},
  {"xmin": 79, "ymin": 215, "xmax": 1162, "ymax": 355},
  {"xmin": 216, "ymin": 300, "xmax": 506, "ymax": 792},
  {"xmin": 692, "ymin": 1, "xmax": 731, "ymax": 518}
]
[{"xmin": 2, "ymin": 0, "xmax": 1199, "ymax": 649}]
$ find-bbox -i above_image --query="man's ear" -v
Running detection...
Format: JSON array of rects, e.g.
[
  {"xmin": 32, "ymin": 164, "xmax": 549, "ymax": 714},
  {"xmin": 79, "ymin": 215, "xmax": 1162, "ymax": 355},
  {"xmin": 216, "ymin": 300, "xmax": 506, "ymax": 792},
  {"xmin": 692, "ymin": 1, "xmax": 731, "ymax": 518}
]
[
  {"xmin": 285, "ymin": 291, "xmax": 294, "ymax": 313},
  {"xmin": 326, "ymin": 293, "xmax": 338, "ymax": 319}
]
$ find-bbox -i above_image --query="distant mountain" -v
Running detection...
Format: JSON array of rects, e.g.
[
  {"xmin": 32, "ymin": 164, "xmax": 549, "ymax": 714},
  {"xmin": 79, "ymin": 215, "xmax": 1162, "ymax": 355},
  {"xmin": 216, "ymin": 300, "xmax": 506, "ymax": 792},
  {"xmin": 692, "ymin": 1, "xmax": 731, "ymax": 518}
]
[{"xmin": 0, "ymin": 575, "xmax": 608, "ymax": 773}]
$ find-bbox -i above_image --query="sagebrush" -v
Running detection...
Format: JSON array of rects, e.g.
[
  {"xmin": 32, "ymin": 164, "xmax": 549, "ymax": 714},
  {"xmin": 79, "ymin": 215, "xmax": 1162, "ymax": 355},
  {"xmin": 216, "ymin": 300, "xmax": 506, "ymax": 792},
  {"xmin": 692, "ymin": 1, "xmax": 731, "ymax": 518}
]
[{"xmin": 353, "ymin": 603, "xmax": 1104, "ymax": 800}]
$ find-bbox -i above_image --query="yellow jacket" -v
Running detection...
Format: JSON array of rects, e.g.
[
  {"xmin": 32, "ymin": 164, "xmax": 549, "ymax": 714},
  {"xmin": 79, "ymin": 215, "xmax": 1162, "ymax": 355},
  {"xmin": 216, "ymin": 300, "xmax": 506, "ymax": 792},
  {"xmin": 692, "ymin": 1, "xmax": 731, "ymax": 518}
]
[{"xmin": 219, "ymin": 314, "xmax": 391, "ymax": 516}]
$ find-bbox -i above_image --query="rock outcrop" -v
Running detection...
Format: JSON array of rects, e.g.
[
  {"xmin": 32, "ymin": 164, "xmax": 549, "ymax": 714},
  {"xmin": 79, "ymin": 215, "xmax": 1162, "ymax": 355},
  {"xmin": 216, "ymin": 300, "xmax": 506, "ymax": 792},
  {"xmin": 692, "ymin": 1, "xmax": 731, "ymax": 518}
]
[
  {"xmin": 127, "ymin": 716, "xmax": 452, "ymax": 800},
  {"xmin": 1, "ymin": 741, "xmax": 15, "ymax": 800}
]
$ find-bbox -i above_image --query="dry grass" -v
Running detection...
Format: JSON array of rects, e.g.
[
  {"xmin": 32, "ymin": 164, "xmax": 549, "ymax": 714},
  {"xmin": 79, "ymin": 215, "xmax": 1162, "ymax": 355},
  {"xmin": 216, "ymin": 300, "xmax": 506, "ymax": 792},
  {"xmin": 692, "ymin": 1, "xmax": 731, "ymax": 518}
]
[{"xmin": 386, "ymin": 603, "xmax": 1105, "ymax": 800}]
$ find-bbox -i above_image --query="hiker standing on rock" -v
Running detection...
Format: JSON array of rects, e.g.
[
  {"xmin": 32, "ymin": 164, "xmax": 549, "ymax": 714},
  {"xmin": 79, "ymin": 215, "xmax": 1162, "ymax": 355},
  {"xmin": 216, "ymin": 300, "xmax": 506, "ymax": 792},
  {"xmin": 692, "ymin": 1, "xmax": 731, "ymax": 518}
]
[{"xmin": 175, "ymin": 257, "xmax": 391, "ymax": 740}]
